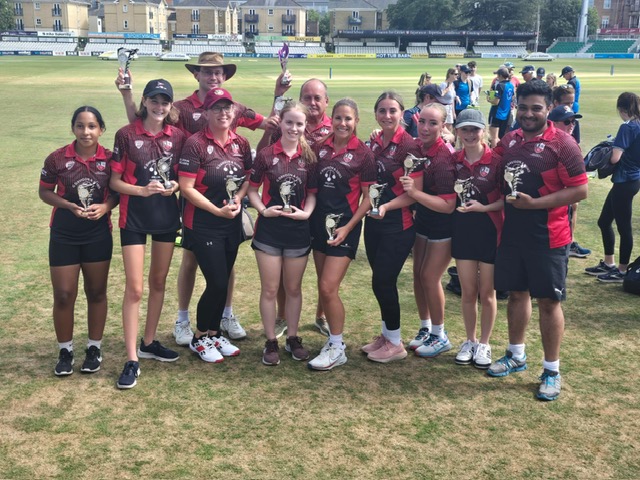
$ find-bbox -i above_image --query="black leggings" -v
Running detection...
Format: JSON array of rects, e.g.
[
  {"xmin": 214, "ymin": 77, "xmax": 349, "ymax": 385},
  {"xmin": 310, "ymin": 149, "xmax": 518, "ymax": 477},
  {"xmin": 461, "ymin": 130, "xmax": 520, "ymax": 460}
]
[
  {"xmin": 597, "ymin": 180, "xmax": 640, "ymax": 265},
  {"xmin": 191, "ymin": 237, "xmax": 239, "ymax": 333},
  {"xmin": 364, "ymin": 225, "xmax": 415, "ymax": 331}
]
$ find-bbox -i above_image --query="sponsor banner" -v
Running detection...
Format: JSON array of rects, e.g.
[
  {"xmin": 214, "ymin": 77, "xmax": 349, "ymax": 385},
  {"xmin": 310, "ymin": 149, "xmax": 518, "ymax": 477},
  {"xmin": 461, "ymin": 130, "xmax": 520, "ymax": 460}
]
[
  {"xmin": 410, "ymin": 53, "xmax": 430, "ymax": 59},
  {"xmin": 124, "ymin": 32, "xmax": 160, "ymax": 39},
  {"xmin": 464, "ymin": 53, "xmax": 482, "ymax": 58},
  {"xmin": 66, "ymin": 51, "xmax": 78, "ymax": 56},
  {"xmin": 89, "ymin": 32, "xmax": 159, "ymax": 39},
  {"xmin": 429, "ymin": 53, "xmax": 446, "ymax": 58},
  {"xmin": 446, "ymin": 53, "xmax": 464, "ymax": 58},
  {"xmin": 308, "ymin": 53, "xmax": 376, "ymax": 59},
  {"xmin": 597, "ymin": 28, "xmax": 640, "ymax": 34},
  {"xmin": 336, "ymin": 30, "xmax": 534, "ymax": 38},
  {"xmin": 255, "ymin": 35, "xmax": 321, "ymax": 42},
  {"xmin": 4, "ymin": 50, "xmax": 55, "ymax": 56},
  {"xmin": 376, "ymin": 53, "xmax": 411, "ymax": 58},
  {"xmin": 39, "ymin": 31, "xmax": 74, "ymax": 37},
  {"xmin": 53, "ymin": 51, "xmax": 66, "ymax": 56},
  {"xmin": 0, "ymin": 51, "xmax": 17, "ymax": 55},
  {"xmin": 79, "ymin": 51, "xmax": 91, "ymax": 56},
  {"xmin": 594, "ymin": 53, "xmax": 634, "ymax": 59},
  {"xmin": 1, "ymin": 30, "xmax": 38, "ymax": 36},
  {"xmin": 481, "ymin": 53, "xmax": 518, "ymax": 59}
]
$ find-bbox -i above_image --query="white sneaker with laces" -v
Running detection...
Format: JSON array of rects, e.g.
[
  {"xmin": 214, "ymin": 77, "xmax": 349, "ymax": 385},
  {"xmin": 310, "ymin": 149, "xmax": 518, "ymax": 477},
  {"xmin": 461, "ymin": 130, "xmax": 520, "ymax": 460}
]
[
  {"xmin": 221, "ymin": 314, "xmax": 247, "ymax": 340},
  {"xmin": 190, "ymin": 336, "xmax": 223, "ymax": 363},
  {"xmin": 455, "ymin": 340, "xmax": 476, "ymax": 365},
  {"xmin": 211, "ymin": 335, "xmax": 240, "ymax": 357},
  {"xmin": 408, "ymin": 327, "xmax": 431, "ymax": 350},
  {"xmin": 174, "ymin": 321, "xmax": 194, "ymax": 346},
  {"xmin": 308, "ymin": 342, "xmax": 347, "ymax": 371},
  {"xmin": 473, "ymin": 343, "xmax": 492, "ymax": 369}
]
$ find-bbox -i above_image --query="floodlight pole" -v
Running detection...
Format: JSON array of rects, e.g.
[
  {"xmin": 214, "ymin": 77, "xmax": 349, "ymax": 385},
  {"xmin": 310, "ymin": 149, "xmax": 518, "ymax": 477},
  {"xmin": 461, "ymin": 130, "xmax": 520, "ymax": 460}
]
[{"xmin": 577, "ymin": 0, "xmax": 589, "ymax": 42}]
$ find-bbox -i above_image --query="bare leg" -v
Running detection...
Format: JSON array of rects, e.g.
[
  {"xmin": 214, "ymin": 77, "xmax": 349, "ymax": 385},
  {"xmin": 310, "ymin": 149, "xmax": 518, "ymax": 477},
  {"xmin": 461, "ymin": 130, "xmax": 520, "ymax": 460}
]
[
  {"xmin": 276, "ymin": 273, "xmax": 286, "ymax": 319},
  {"xmin": 456, "ymin": 259, "xmax": 479, "ymax": 342},
  {"xmin": 317, "ymin": 254, "xmax": 352, "ymax": 336},
  {"xmin": 122, "ymin": 244, "xmax": 145, "ymax": 361},
  {"xmin": 50, "ymin": 264, "xmax": 81, "ymax": 343},
  {"xmin": 81, "ymin": 260, "xmax": 111, "ymax": 341},
  {"xmin": 225, "ymin": 267, "xmax": 235, "ymax": 308},
  {"xmin": 312, "ymin": 250, "xmax": 325, "ymax": 320},
  {"xmin": 142, "ymin": 240, "xmax": 175, "ymax": 346},
  {"xmin": 282, "ymin": 255, "xmax": 310, "ymax": 337},
  {"xmin": 506, "ymin": 290, "xmax": 532, "ymax": 345},
  {"xmin": 421, "ymin": 240, "xmax": 452, "ymax": 326},
  {"xmin": 255, "ymin": 251, "xmax": 283, "ymax": 339},
  {"xmin": 477, "ymin": 262, "xmax": 496, "ymax": 345},
  {"xmin": 537, "ymin": 298, "xmax": 564, "ymax": 363}
]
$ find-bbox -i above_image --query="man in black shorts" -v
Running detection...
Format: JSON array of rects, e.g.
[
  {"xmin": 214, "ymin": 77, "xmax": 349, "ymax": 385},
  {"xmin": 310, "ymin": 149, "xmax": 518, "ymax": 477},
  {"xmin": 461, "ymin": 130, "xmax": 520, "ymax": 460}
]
[{"xmin": 487, "ymin": 80, "xmax": 588, "ymax": 402}]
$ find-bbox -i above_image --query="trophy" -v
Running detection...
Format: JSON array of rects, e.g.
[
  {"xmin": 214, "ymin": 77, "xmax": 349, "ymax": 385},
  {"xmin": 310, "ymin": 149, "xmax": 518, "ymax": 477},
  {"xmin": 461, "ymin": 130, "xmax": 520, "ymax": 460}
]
[
  {"xmin": 118, "ymin": 47, "xmax": 138, "ymax": 90},
  {"xmin": 504, "ymin": 164, "xmax": 525, "ymax": 199},
  {"xmin": 453, "ymin": 178, "xmax": 473, "ymax": 211},
  {"xmin": 225, "ymin": 174, "xmax": 245, "ymax": 205},
  {"xmin": 274, "ymin": 96, "xmax": 292, "ymax": 115},
  {"xmin": 278, "ymin": 43, "xmax": 291, "ymax": 85},
  {"xmin": 325, "ymin": 213, "xmax": 344, "ymax": 242},
  {"xmin": 403, "ymin": 153, "xmax": 429, "ymax": 177},
  {"xmin": 77, "ymin": 181, "xmax": 95, "ymax": 211},
  {"xmin": 156, "ymin": 155, "xmax": 173, "ymax": 189},
  {"xmin": 368, "ymin": 183, "xmax": 387, "ymax": 216},
  {"xmin": 279, "ymin": 180, "xmax": 295, "ymax": 213}
]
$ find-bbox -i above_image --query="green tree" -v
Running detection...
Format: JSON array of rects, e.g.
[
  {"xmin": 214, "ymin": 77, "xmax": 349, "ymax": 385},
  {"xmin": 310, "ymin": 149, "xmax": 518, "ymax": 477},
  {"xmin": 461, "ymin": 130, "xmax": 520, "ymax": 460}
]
[
  {"xmin": 319, "ymin": 12, "xmax": 330, "ymax": 37},
  {"xmin": 387, "ymin": 0, "xmax": 460, "ymax": 30},
  {"xmin": 539, "ymin": 0, "xmax": 597, "ymax": 43},
  {"xmin": 457, "ymin": 0, "xmax": 538, "ymax": 31},
  {"xmin": 0, "ymin": 0, "xmax": 14, "ymax": 32}
]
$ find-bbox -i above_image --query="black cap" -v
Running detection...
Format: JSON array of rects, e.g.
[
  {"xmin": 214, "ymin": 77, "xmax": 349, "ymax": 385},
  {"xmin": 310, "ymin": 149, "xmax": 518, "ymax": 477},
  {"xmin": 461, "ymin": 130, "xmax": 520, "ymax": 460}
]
[
  {"xmin": 143, "ymin": 79, "xmax": 174, "ymax": 101},
  {"xmin": 520, "ymin": 65, "xmax": 535, "ymax": 74},
  {"xmin": 549, "ymin": 105, "xmax": 583, "ymax": 122},
  {"xmin": 536, "ymin": 67, "xmax": 546, "ymax": 77},
  {"xmin": 561, "ymin": 66, "xmax": 574, "ymax": 76},
  {"xmin": 459, "ymin": 65, "xmax": 471, "ymax": 74}
]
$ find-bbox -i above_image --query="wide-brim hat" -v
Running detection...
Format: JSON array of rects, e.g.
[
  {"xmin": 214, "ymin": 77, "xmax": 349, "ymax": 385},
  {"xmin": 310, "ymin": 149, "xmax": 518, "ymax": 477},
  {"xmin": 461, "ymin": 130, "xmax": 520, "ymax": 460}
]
[{"xmin": 185, "ymin": 52, "xmax": 237, "ymax": 79}]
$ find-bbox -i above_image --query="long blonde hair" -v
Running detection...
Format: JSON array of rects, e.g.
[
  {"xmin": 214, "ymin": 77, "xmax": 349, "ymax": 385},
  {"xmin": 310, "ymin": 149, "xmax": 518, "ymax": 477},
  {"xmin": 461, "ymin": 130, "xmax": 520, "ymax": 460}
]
[{"xmin": 279, "ymin": 100, "xmax": 317, "ymax": 165}]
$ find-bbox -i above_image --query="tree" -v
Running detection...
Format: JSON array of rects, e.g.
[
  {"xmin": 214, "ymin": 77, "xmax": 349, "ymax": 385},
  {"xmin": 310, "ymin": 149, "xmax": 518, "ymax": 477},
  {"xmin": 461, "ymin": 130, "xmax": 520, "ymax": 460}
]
[
  {"xmin": 0, "ymin": 0, "xmax": 14, "ymax": 32},
  {"xmin": 387, "ymin": 0, "xmax": 460, "ymax": 30},
  {"xmin": 539, "ymin": 0, "xmax": 596, "ymax": 43},
  {"xmin": 456, "ymin": 0, "xmax": 538, "ymax": 32}
]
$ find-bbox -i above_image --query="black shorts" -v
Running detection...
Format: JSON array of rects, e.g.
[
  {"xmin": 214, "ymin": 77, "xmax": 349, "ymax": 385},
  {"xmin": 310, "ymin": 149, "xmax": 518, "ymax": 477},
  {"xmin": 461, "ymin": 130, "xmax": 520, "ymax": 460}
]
[
  {"xmin": 120, "ymin": 228, "xmax": 177, "ymax": 247},
  {"xmin": 414, "ymin": 210, "xmax": 452, "ymax": 241},
  {"xmin": 251, "ymin": 239, "xmax": 310, "ymax": 258},
  {"xmin": 310, "ymin": 218, "xmax": 361, "ymax": 260},
  {"xmin": 490, "ymin": 117, "xmax": 511, "ymax": 139},
  {"xmin": 494, "ymin": 244, "xmax": 569, "ymax": 300},
  {"xmin": 49, "ymin": 236, "xmax": 113, "ymax": 267},
  {"xmin": 452, "ymin": 211, "xmax": 497, "ymax": 264}
]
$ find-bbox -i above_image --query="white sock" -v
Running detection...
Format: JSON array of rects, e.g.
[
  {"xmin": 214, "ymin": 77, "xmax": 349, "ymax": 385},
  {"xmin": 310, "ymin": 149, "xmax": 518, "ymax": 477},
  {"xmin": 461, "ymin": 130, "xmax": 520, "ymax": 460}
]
[
  {"xmin": 329, "ymin": 334, "xmax": 343, "ymax": 347},
  {"xmin": 87, "ymin": 339, "xmax": 102, "ymax": 349},
  {"xmin": 508, "ymin": 343, "xmax": 526, "ymax": 359},
  {"xmin": 386, "ymin": 328, "xmax": 402, "ymax": 346},
  {"xmin": 223, "ymin": 306, "xmax": 233, "ymax": 318},
  {"xmin": 177, "ymin": 309, "xmax": 190, "ymax": 325},
  {"xmin": 543, "ymin": 359, "xmax": 560, "ymax": 373},
  {"xmin": 58, "ymin": 340, "xmax": 73, "ymax": 352},
  {"xmin": 431, "ymin": 324, "xmax": 446, "ymax": 339},
  {"xmin": 420, "ymin": 318, "xmax": 432, "ymax": 330}
]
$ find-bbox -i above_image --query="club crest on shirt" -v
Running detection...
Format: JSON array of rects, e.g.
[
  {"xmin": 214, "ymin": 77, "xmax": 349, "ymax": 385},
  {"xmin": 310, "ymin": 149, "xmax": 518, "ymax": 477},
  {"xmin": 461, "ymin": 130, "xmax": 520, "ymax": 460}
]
[
  {"xmin": 343, "ymin": 153, "xmax": 353, "ymax": 163},
  {"xmin": 479, "ymin": 166, "xmax": 490, "ymax": 177},
  {"xmin": 534, "ymin": 142, "xmax": 545, "ymax": 154},
  {"xmin": 163, "ymin": 141, "xmax": 173, "ymax": 150},
  {"xmin": 319, "ymin": 149, "xmax": 328, "ymax": 158},
  {"xmin": 135, "ymin": 140, "xmax": 144, "ymax": 149},
  {"xmin": 193, "ymin": 113, "xmax": 202, "ymax": 121},
  {"xmin": 41, "ymin": 168, "xmax": 47, "ymax": 176},
  {"xmin": 96, "ymin": 161, "xmax": 106, "ymax": 172},
  {"xmin": 424, "ymin": 158, "xmax": 431, "ymax": 169},
  {"xmin": 389, "ymin": 145, "xmax": 397, "ymax": 155},
  {"xmin": 65, "ymin": 160, "xmax": 75, "ymax": 170},
  {"xmin": 298, "ymin": 159, "xmax": 305, "ymax": 168},
  {"xmin": 508, "ymin": 139, "xmax": 517, "ymax": 148},
  {"xmin": 272, "ymin": 157, "xmax": 279, "ymax": 166},
  {"xmin": 320, "ymin": 127, "xmax": 330, "ymax": 136},
  {"xmin": 231, "ymin": 143, "xmax": 239, "ymax": 154},
  {"xmin": 207, "ymin": 145, "xmax": 214, "ymax": 155}
]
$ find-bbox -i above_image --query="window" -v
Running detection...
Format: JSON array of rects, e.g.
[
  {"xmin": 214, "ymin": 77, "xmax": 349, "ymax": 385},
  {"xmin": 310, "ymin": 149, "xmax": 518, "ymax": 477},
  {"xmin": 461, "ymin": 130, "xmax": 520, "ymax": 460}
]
[
  {"xmin": 601, "ymin": 16, "xmax": 609, "ymax": 28},
  {"xmin": 192, "ymin": 23, "xmax": 200, "ymax": 34},
  {"xmin": 249, "ymin": 24, "xmax": 256, "ymax": 33},
  {"xmin": 603, "ymin": 0, "xmax": 611, "ymax": 8},
  {"xmin": 14, "ymin": 2, "xmax": 23, "ymax": 15},
  {"xmin": 34, "ymin": 2, "xmax": 40, "ymax": 9},
  {"xmin": 352, "ymin": 11, "xmax": 359, "ymax": 18},
  {"xmin": 249, "ymin": 8, "xmax": 255, "ymax": 15},
  {"xmin": 123, "ymin": 19, "xmax": 129, "ymax": 29},
  {"xmin": 191, "ymin": 9, "xmax": 199, "ymax": 21},
  {"xmin": 15, "ymin": 18, "xmax": 24, "ymax": 29},
  {"xmin": 52, "ymin": 2, "xmax": 61, "ymax": 15},
  {"xmin": 53, "ymin": 19, "xmax": 62, "ymax": 31},
  {"xmin": 36, "ymin": 18, "xmax": 41, "ymax": 25},
  {"xmin": 148, "ymin": 11, "xmax": 153, "ymax": 19},
  {"xmin": 268, "ymin": 9, "xmax": 273, "ymax": 15},
  {"xmin": 286, "ymin": 9, "xmax": 293, "ymax": 15},
  {"xmin": 123, "ymin": 4, "xmax": 128, "ymax": 12},
  {"xmin": 351, "ymin": 26, "xmax": 359, "ymax": 31},
  {"xmin": 268, "ymin": 23, "xmax": 274, "ymax": 31}
]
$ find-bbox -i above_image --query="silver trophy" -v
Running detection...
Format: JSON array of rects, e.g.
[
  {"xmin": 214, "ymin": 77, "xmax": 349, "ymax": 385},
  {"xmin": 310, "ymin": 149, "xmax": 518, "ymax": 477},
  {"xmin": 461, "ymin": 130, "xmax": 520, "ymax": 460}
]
[
  {"xmin": 278, "ymin": 43, "xmax": 291, "ymax": 85},
  {"xmin": 274, "ymin": 96, "xmax": 292, "ymax": 115},
  {"xmin": 225, "ymin": 174, "xmax": 245, "ymax": 205},
  {"xmin": 117, "ymin": 47, "xmax": 138, "ymax": 90},
  {"xmin": 77, "ymin": 181, "xmax": 95, "ymax": 211},
  {"xmin": 454, "ymin": 178, "xmax": 473, "ymax": 211},
  {"xmin": 325, "ymin": 213, "xmax": 344, "ymax": 242},
  {"xmin": 504, "ymin": 164, "xmax": 525, "ymax": 199},
  {"xmin": 368, "ymin": 183, "xmax": 387, "ymax": 216},
  {"xmin": 279, "ymin": 180, "xmax": 295, "ymax": 213},
  {"xmin": 156, "ymin": 155, "xmax": 173, "ymax": 189},
  {"xmin": 403, "ymin": 153, "xmax": 428, "ymax": 177}
]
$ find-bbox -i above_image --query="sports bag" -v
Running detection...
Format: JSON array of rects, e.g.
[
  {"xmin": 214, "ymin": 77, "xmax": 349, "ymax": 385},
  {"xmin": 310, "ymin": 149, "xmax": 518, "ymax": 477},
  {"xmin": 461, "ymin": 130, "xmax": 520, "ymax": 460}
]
[
  {"xmin": 584, "ymin": 139, "xmax": 615, "ymax": 179},
  {"xmin": 623, "ymin": 256, "xmax": 640, "ymax": 295}
]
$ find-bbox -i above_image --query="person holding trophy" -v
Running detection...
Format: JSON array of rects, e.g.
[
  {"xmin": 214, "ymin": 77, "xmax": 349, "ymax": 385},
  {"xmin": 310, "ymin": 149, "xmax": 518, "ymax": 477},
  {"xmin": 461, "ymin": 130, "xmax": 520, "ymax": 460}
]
[
  {"xmin": 39, "ymin": 106, "xmax": 118, "ymax": 377},
  {"xmin": 247, "ymin": 100, "xmax": 318, "ymax": 366},
  {"xmin": 361, "ymin": 91, "xmax": 422, "ymax": 364},
  {"xmin": 178, "ymin": 88, "xmax": 252, "ymax": 363},
  {"xmin": 398, "ymin": 104, "xmax": 456, "ymax": 361},
  {"xmin": 450, "ymin": 109, "xmax": 504, "ymax": 369},
  {"xmin": 110, "ymin": 79, "xmax": 186, "ymax": 389},
  {"xmin": 306, "ymin": 98, "xmax": 376, "ymax": 371}
]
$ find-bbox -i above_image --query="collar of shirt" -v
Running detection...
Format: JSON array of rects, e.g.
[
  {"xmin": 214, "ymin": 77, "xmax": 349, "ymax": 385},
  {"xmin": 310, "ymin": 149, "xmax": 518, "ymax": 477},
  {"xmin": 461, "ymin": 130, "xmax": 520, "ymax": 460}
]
[
  {"xmin": 423, "ymin": 137, "xmax": 445, "ymax": 157},
  {"xmin": 456, "ymin": 144, "xmax": 492, "ymax": 167},
  {"xmin": 134, "ymin": 118, "xmax": 173, "ymax": 138},
  {"xmin": 66, "ymin": 142, "xmax": 108, "ymax": 163},
  {"xmin": 204, "ymin": 126, "xmax": 238, "ymax": 149},
  {"xmin": 307, "ymin": 114, "xmax": 332, "ymax": 135},
  {"xmin": 324, "ymin": 133, "xmax": 359, "ymax": 156},
  {"xmin": 273, "ymin": 139, "xmax": 302, "ymax": 160},
  {"xmin": 186, "ymin": 91, "xmax": 204, "ymax": 108},
  {"xmin": 373, "ymin": 126, "xmax": 406, "ymax": 149}
]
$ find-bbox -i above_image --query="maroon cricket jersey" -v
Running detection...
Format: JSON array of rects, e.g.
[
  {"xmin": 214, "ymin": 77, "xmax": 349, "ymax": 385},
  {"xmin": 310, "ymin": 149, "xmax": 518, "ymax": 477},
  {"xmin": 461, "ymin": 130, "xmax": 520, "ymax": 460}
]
[
  {"xmin": 178, "ymin": 128, "xmax": 252, "ymax": 236},
  {"xmin": 494, "ymin": 122, "xmax": 588, "ymax": 249},
  {"xmin": 40, "ymin": 142, "xmax": 114, "ymax": 244},
  {"xmin": 268, "ymin": 114, "xmax": 333, "ymax": 148},
  {"xmin": 249, "ymin": 140, "xmax": 318, "ymax": 248},
  {"xmin": 112, "ymin": 119, "xmax": 185, "ymax": 233},
  {"xmin": 365, "ymin": 127, "xmax": 422, "ymax": 233},
  {"xmin": 453, "ymin": 144, "xmax": 504, "ymax": 242},
  {"xmin": 175, "ymin": 91, "xmax": 264, "ymax": 137}
]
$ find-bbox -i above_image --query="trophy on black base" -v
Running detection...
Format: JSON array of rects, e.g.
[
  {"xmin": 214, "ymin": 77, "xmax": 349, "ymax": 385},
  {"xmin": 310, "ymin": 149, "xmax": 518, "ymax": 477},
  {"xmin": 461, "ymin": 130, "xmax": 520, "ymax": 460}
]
[
  {"xmin": 403, "ymin": 153, "xmax": 429, "ymax": 177},
  {"xmin": 278, "ymin": 43, "xmax": 291, "ymax": 85},
  {"xmin": 369, "ymin": 183, "xmax": 387, "ymax": 216},
  {"xmin": 325, "ymin": 213, "xmax": 344, "ymax": 241},
  {"xmin": 279, "ymin": 180, "xmax": 295, "ymax": 213},
  {"xmin": 225, "ymin": 175, "xmax": 245, "ymax": 205},
  {"xmin": 156, "ymin": 155, "xmax": 173, "ymax": 189},
  {"xmin": 118, "ymin": 47, "xmax": 138, "ymax": 90},
  {"xmin": 504, "ymin": 163, "xmax": 525, "ymax": 199},
  {"xmin": 454, "ymin": 178, "xmax": 473, "ymax": 211}
]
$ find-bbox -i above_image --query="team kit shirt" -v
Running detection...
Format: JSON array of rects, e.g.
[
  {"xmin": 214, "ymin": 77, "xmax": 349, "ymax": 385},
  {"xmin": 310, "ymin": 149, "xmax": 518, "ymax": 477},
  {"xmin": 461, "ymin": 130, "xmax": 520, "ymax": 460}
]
[
  {"xmin": 40, "ymin": 142, "xmax": 114, "ymax": 244},
  {"xmin": 175, "ymin": 91, "xmax": 264, "ymax": 136},
  {"xmin": 454, "ymin": 79, "xmax": 473, "ymax": 112},
  {"xmin": 178, "ymin": 128, "xmax": 253, "ymax": 239},
  {"xmin": 312, "ymin": 135, "xmax": 376, "ymax": 236},
  {"xmin": 414, "ymin": 137, "xmax": 456, "ymax": 234},
  {"xmin": 268, "ymin": 114, "xmax": 333, "ymax": 148},
  {"xmin": 249, "ymin": 140, "xmax": 318, "ymax": 249},
  {"xmin": 567, "ymin": 77, "xmax": 581, "ymax": 113},
  {"xmin": 366, "ymin": 128, "xmax": 422, "ymax": 234},
  {"xmin": 494, "ymin": 122, "xmax": 588, "ymax": 250},
  {"xmin": 611, "ymin": 119, "xmax": 640, "ymax": 183},
  {"xmin": 495, "ymin": 80, "xmax": 515, "ymax": 121},
  {"xmin": 112, "ymin": 119, "xmax": 186, "ymax": 234}
]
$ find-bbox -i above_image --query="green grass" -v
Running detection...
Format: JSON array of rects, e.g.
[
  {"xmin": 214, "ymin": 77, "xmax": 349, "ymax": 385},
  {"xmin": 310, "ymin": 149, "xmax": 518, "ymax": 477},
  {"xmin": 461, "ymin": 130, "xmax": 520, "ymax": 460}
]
[{"xmin": 1, "ymin": 56, "xmax": 640, "ymax": 479}]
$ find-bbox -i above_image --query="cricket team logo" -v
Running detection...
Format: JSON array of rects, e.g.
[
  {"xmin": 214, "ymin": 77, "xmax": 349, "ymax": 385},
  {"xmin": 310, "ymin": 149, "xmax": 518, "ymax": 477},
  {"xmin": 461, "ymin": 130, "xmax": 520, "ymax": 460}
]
[
  {"xmin": 534, "ymin": 142, "xmax": 546, "ymax": 154},
  {"xmin": 479, "ymin": 166, "xmax": 490, "ymax": 177},
  {"xmin": 96, "ymin": 161, "xmax": 106, "ymax": 172},
  {"xmin": 207, "ymin": 146, "xmax": 214, "ymax": 155},
  {"xmin": 135, "ymin": 140, "xmax": 144, "ymax": 149},
  {"xmin": 192, "ymin": 113, "xmax": 202, "ymax": 121}
]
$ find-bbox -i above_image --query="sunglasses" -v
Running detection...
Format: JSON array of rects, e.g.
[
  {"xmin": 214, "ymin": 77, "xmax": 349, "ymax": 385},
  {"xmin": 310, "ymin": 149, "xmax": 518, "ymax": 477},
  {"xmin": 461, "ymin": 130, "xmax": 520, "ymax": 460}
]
[{"xmin": 563, "ymin": 119, "xmax": 576, "ymax": 125}]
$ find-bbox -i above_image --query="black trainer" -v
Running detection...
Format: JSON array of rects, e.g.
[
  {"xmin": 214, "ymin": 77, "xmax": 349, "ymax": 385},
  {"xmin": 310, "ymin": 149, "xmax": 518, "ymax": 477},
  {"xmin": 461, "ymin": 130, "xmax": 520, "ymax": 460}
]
[
  {"xmin": 137, "ymin": 339, "xmax": 179, "ymax": 362},
  {"xmin": 54, "ymin": 348, "xmax": 74, "ymax": 376},
  {"xmin": 116, "ymin": 361, "xmax": 140, "ymax": 389},
  {"xmin": 80, "ymin": 346, "xmax": 102, "ymax": 373}
]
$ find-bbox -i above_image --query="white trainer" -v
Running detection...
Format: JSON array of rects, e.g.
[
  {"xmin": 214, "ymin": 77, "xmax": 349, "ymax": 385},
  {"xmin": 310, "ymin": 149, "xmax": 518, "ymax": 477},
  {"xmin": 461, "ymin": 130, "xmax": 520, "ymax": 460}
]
[
  {"xmin": 308, "ymin": 342, "xmax": 347, "ymax": 371},
  {"xmin": 473, "ymin": 343, "xmax": 492, "ymax": 369},
  {"xmin": 455, "ymin": 340, "xmax": 476, "ymax": 365},
  {"xmin": 211, "ymin": 335, "xmax": 240, "ymax": 357},
  {"xmin": 173, "ymin": 321, "xmax": 194, "ymax": 346},
  {"xmin": 221, "ymin": 314, "xmax": 247, "ymax": 340},
  {"xmin": 190, "ymin": 336, "xmax": 223, "ymax": 363},
  {"xmin": 408, "ymin": 327, "xmax": 431, "ymax": 350}
]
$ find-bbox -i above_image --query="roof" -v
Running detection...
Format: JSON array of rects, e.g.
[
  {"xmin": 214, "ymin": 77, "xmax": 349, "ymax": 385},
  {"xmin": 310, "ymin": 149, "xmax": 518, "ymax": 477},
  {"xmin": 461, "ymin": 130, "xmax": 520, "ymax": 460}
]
[
  {"xmin": 328, "ymin": 0, "xmax": 377, "ymax": 10},
  {"xmin": 172, "ymin": 0, "xmax": 231, "ymax": 7},
  {"xmin": 240, "ymin": 0, "xmax": 303, "ymax": 7}
]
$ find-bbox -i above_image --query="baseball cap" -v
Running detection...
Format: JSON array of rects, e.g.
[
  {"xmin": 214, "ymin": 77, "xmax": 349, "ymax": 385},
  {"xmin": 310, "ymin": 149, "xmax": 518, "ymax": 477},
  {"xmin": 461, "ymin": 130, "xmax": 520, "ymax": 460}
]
[
  {"xmin": 143, "ymin": 79, "xmax": 173, "ymax": 101},
  {"xmin": 536, "ymin": 67, "xmax": 546, "ymax": 77},
  {"xmin": 561, "ymin": 65, "xmax": 574, "ymax": 76},
  {"xmin": 520, "ymin": 65, "xmax": 535, "ymax": 74},
  {"xmin": 504, "ymin": 61, "xmax": 515, "ymax": 69},
  {"xmin": 459, "ymin": 65, "xmax": 471, "ymax": 74},
  {"xmin": 203, "ymin": 88, "xmax": 234, "ymax": 110},
  {"xmin": 548, "ymin": 105, "xmax": 583, "ymax": 122},
  {"xmin": 420, "ymin": 84, "xmax": 453, "ymax": 105},
  {"xmin": 455, "ymin": 108, "xmax": 486, "ymax": 129}
]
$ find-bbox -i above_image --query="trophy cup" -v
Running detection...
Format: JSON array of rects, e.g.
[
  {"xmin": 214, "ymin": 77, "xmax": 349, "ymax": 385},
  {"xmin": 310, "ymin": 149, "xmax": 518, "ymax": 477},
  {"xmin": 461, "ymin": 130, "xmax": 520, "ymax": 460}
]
[
  {"xmin": 368, "ymin": 183, "xmax": 387, "ymax": 216},
  {"xmin": 403, "ymin": 153, "xmax": 429, "ymax": 177},
  {"xmin": 274, "ymin": 96, "xmax": 292, "ymax": 115},
  {"xmin": 504, "ymin": 164, "xmax": 524, "ymax": 199},
  {"xmin": 453, "ymin": 178, "xmax": 472, "ymax": 211},
  {"xmin": 225, "ymin": 174, "xmax": 245, "ymax": 205},
  {"xmin": 77, "ymin": 181, "xmax": 95, "ymax": 211},
  {"xmin": 118, "ymin": 47, "xmax": 138, "ymax": 90},
  {"xmin": 156, "ymin": 155, "xmax": 173, "ymax": 189},
  {"xmin": 325, "ymin": 213, "xmax": 344, "ymax": 242},
  {"xmin": 278, "ymin": 43, "xmax": 291, "ymax": 86},
  {"xmin": 279, "ymin": 180, "xmax": 295, "ymax": 213}
]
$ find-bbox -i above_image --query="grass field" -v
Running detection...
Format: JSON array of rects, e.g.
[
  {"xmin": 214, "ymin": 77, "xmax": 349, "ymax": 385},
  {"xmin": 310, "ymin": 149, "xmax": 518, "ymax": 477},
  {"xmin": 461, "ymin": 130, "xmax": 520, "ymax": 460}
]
[{"xmin": 1, "ymin": 56, "xmax": 640, "ymax": 479}]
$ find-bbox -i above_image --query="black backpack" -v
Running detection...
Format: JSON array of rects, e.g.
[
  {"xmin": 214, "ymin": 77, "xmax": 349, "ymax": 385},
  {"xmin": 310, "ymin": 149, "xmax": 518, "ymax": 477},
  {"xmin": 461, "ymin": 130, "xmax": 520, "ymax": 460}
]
[
  {"xmin": 584, "ymin": 139, "xmax": 615, "ymax": 179},
  {"xmin": 623, "ymin": 256, "xmax": 640, "ymax": 295}
]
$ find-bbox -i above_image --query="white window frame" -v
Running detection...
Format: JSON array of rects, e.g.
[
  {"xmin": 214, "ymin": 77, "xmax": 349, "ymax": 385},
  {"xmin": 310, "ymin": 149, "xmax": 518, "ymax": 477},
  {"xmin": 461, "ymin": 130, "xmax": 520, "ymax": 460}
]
[
  {"xmin": 36, "ymin": 18, "xmax": 42, "ymax": 25},
  {"xmin": 123, "ymin": 4, "xmax": 128, "ymax": 12},
  {"xmin": 268, "ymin": 8, "xmax": 273, "ymax": 15},
  {"xmin": 603, "ymin": 0, "xmax": 611, "ymax": 9},
  {"xmin": 34, "ymin": 2, "xmax": 40, "ymax": 9},
  {"xmin": 123, "ymin": 19, "xmax": 129, "ymax": 29}
]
